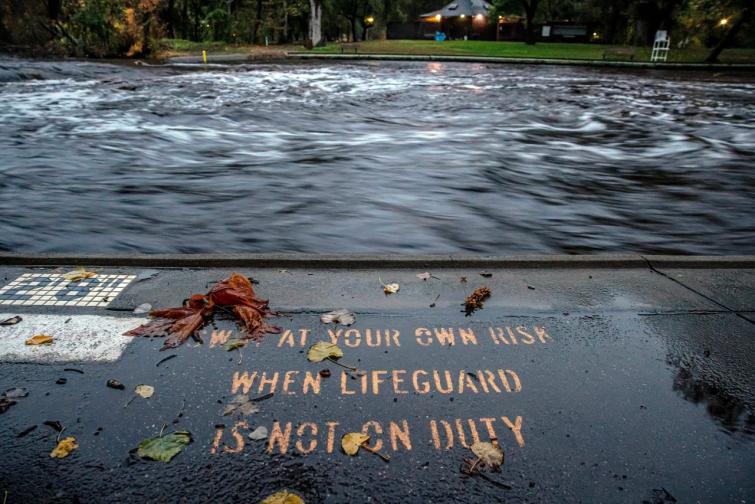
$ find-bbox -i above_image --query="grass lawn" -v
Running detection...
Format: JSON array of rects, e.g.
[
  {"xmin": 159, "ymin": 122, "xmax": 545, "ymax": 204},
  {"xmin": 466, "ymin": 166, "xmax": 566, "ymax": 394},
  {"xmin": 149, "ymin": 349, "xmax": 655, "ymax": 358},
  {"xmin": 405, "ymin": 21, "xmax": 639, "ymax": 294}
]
[
  {"xmin": 158, "ymin": 38, "xmax": 301, "ymax": 58},
  {"xmin": 311, "ymin": 39, "xmax": 755, "ymax": 64}
]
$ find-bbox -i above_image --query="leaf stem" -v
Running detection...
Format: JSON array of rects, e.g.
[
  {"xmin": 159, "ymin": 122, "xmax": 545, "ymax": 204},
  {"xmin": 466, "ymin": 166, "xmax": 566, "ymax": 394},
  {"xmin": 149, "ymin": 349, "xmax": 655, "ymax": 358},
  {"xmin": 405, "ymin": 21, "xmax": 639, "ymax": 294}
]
[
  {"xmin": 326, "ymin": 357, "xmax": 358, "ymax": 372},
  {"xmin": 361, "ymin": 443, "xmax": 390, "ymax": 462}
]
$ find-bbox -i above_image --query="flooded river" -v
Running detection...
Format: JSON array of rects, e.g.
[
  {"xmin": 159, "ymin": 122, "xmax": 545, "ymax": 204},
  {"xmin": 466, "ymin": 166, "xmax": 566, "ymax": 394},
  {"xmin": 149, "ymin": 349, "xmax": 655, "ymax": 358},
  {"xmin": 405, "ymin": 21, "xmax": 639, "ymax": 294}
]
[{"xmin": 0, "ymin": 57, "xmax": 753, "ymax": 254}]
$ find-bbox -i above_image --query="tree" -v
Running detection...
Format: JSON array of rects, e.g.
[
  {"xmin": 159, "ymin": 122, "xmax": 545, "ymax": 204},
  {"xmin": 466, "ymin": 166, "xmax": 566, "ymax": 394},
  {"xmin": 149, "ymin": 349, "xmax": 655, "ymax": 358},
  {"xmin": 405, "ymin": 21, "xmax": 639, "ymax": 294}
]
[
  {"xmin": 309, "ymin": 0, "xmax": 324, "ymax": 46},
  {"xmin": 705, "ymin": 1, "xmax": 754, "ymax": 62},
  {"xmin": 491, "ymin": 0, "xmax": 541, "ymax": 44}
]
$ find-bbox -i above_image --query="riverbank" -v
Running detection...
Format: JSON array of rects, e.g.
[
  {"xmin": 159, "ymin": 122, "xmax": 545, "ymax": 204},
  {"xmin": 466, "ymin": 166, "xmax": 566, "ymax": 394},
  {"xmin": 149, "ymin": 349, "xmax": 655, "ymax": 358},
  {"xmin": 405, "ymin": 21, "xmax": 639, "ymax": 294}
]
[
  {"xmin": 0, "ymin": 254, "xmax": 753, "ymax": 502},
  {"xmin": 155, "ymin": 38, "xmax": 755, "ymax": 65},
  {"xmin": 309, "ymin": 39, "xmax": 755, "ymax": 64}
]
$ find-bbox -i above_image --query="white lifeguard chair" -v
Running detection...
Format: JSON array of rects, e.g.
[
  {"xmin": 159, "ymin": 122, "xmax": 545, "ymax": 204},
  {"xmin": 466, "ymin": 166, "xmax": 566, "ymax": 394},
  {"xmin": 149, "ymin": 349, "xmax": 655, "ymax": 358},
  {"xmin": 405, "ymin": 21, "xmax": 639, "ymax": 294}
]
[{"xmin": 651, "ymin": 30, "xmax": 670, "ymax": 62}]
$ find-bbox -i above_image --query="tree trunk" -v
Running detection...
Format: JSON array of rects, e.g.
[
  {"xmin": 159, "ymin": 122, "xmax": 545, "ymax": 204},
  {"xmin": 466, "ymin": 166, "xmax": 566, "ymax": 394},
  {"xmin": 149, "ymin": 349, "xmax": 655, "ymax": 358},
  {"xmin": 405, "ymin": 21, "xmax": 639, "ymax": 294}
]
[
  {"xmin": 522, "ymin": 0, "xmax": 539, "ymax": 45},
  {"xmin": 283, "ymin": 0, "xmax": 289, "ymax": 42},
  {"xmin": 253, "ymin": 0, "xmax": 263, "ymax": 44},
  {"xmin": 192, "ymin": 0, "xmax": 200, "ymax": 41},
  {"xmin": 166, "ymin": 0, "xmax": 175, "ymax": 38},
  {"xmin": 705, "ymin": 4, "xmax": 753, "ymax": 64},
  {"xmin": 308, "ymin": 0, "xmax": 323, "ymax": 47},
  {"xmin": 524, "ymin": 10, "xmax": 535, "ymax": 44},
  {"xmin": 47, "ymin": 0, "xmax": 61, "ymax": 20},
  {"xmin": 181, "ymin": 0, "xmax": 188, "ymax": 39}
]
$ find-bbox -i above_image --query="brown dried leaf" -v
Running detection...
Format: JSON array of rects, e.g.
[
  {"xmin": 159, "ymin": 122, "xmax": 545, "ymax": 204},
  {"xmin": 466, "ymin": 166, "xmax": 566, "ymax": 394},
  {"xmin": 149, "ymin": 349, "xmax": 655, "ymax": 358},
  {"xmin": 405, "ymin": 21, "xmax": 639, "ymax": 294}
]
[
  {"xmin": 464, "ymin": 286, "xmax": 491, "ymax": 315},
  {"xmin": 25, "ymin": 334, "xmax": 53, "ymax": 346},
  {"xmin": 64, "ymin": 268, "xmax": 96, "ymax": 283},
  {"xmin": 124, "ymin": 273, "xmax": 278, "ymax": 349},
  {"xmin": 470, "ymin": 441, "xmax": 504, "ymax": 471}
]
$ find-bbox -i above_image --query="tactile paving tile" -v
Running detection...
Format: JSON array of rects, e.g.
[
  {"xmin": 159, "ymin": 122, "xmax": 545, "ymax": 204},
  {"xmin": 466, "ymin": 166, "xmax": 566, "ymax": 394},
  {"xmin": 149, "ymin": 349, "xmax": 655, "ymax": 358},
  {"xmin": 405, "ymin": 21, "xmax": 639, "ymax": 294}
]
[{"xmin": 0, "ymin": 273, "xmax": 135, "ymax": 307}]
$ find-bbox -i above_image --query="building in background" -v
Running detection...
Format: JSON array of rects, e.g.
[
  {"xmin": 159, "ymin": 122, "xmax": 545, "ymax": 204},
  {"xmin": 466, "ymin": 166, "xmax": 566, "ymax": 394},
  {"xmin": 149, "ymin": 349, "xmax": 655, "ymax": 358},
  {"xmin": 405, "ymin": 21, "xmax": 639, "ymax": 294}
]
[{"xmin": 388, "ymin": 0, "xmax": 495, "ymax": 40}]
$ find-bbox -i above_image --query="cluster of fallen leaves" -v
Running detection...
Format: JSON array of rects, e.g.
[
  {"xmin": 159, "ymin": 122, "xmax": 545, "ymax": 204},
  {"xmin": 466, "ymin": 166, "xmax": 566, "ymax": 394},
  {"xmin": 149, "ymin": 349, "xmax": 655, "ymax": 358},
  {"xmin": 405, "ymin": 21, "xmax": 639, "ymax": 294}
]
[
  {"xmin": 125, "ymin": 273, "xmax": 280, "ymax": 350},
  {"xmin": 464, "ymin": 286, "xmax": 491, "ymax": 315}
]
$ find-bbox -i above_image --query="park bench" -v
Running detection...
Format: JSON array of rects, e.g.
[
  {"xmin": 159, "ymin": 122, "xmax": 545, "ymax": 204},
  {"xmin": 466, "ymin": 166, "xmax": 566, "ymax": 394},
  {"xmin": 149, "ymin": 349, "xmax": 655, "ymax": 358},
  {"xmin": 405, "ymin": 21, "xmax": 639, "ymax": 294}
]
[
  {"xmin": 602, "ymin": 47, "xmax": 636, "ymax": 61},
  {"xmin": 339, "ymin": 42, "xmax": 361, "ymax": 54}
]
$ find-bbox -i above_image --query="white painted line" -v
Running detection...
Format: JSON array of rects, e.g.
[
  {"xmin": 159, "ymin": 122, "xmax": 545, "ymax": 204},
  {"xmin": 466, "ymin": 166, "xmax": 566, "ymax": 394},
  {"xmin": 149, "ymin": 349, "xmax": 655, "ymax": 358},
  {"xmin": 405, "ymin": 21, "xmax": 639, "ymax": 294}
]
[{"xmin": 0, "ymin": 313, "xmax": 147, "ymax": 363}]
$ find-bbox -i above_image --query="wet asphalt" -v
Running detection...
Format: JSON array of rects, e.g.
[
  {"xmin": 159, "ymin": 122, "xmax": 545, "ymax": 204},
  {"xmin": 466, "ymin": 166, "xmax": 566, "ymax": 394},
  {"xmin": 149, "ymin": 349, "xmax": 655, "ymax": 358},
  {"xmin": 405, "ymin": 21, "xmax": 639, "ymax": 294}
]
[{"xmin": 0, "ymin": 262, "xmax": 753, "ymax": 503}]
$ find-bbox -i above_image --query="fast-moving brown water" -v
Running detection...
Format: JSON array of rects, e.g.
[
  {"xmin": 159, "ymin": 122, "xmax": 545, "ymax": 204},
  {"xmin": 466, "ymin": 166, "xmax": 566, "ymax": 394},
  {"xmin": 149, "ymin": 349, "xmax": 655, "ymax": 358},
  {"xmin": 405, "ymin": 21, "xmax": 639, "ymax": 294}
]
[{"xmin": 0, "ymin": 57, "xmax": 753, "ymax": 254}]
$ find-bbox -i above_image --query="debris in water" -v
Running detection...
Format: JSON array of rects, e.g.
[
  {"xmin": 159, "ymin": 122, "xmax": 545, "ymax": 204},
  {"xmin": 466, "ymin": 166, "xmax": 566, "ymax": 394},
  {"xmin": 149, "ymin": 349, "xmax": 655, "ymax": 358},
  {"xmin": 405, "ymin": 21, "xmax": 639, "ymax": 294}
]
[
  {"xmin": 56, "ymin": 378, "xmax": 67, "ymax": 385},
  {"xmin": 416, "ymin": 272, "xmax": 431, "ymax": 281},
  {"xmin": 464, "ymin": 286, "xmax": 491, "ymax": 315}
]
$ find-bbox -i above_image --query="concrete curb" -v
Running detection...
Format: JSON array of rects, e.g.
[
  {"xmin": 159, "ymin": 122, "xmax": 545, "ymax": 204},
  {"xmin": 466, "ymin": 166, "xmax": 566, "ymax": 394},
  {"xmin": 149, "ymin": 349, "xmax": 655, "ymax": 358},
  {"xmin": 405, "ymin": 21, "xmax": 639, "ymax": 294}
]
[
  {"xmin": 0, "ymin": 253, "xmax": 753, "ymax": 269},
  {"xmin": 286, "ymin": 52, "xmax": 755, "ymax": 71}
]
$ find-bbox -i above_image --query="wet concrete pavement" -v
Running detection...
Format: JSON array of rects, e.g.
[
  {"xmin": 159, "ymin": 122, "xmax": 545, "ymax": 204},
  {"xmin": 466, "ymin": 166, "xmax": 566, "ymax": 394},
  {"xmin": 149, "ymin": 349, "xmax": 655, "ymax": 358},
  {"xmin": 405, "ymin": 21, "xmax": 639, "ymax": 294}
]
[{"xmin": 0, "ymin": 257, "xmax": 753, "ymax": 503}]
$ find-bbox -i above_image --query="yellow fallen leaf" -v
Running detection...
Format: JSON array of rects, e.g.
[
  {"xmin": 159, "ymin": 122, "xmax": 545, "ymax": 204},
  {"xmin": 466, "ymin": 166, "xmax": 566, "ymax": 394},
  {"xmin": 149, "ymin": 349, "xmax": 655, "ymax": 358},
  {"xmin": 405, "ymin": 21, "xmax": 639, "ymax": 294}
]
[
  {"xmin": 135, "ymin": 384, "xmax": 154, "ymax": 398},
  {"xmin": 470, "ymin": 440, "xmax": 504, "ymax": 471},
  {"xmin": 50, "ymin": 436, "xmax": 78, "ymax": 458},
  {"xmin": 25, "ymin": 334, "xmax": 53, "ymax": 346},
  {"xmin": 260, "ymin": 491, "xmax": 304, "ymax": 504},
  {"xmin": 379, "ymin": 277, "xmax": 399, "ymax": 294},
  {"xmin": 64, "ymin": 267, "xmax": 97, "ymax": 283},
  {"xmin": 306, "ymin": 341, "xmax": 343, "ymax": 362},
  {"xmin": 341, "ymin": 432, "xmax": 370, "ymax": 455}
]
